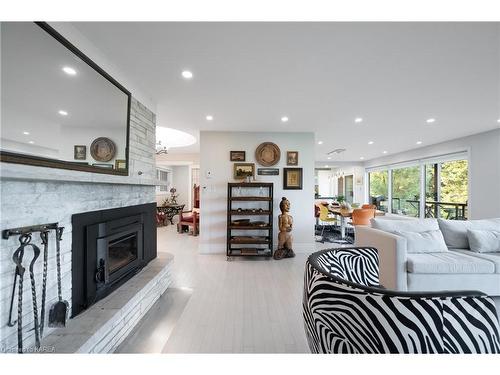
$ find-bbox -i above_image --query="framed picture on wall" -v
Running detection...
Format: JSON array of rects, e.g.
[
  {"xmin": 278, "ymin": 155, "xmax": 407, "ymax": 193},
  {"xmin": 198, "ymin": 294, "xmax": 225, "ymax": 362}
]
[
  {"xmin": 234, "ymin": 163, "xmax": 255, "ymax": 179},
  {"xmin": 230, "ymin": 151, "xmax": 246, "ymax": 161},
  {"xmin": 283, "ymin": 168, "xmax": 303, "ymax": 190},
  {"xmin": 286, "ymin": 151, "xmax": 299, "ymax": 166},
  {"xmin": 115, "ymin": 159, "xmax": 127, "ymax": 170},
  {"xmin": 74, "ymin": 145, "xmax": 86, "ymax": 160}
]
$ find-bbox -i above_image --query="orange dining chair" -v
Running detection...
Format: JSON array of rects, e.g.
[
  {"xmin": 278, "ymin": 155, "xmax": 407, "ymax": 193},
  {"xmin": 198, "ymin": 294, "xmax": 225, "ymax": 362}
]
[
  {"xmin": 362, "ymin": 204, "xmax": 377, "ymax": 210},
  {"xmin": 351, "ymin": 208, "xmax": 376, "ymax": 226}
]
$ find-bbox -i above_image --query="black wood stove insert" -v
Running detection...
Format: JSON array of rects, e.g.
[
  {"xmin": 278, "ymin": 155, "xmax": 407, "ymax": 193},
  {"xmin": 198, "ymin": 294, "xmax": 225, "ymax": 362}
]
[{"xmin": 71, "ymin": 203, "xmax": 157, "ymax": 317}]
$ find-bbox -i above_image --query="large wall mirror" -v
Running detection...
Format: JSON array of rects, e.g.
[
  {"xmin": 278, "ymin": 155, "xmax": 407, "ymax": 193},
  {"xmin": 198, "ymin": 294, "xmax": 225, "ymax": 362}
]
[{"xmin": 1, "ymin": 22, "xmax": 131, "ymax": 175}]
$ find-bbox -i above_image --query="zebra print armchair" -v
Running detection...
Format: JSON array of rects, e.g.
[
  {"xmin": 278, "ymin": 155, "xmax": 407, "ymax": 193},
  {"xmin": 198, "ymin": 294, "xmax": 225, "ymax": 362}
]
[{"xmin": 303, "ymin": 247, "xmax": 500, "ymax": 354}]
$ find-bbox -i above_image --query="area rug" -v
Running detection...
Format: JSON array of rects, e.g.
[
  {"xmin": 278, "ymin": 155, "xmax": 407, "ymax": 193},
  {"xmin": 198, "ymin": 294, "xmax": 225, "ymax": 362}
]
[{"xmin": 314, "ymin": 226, "xmax": 354, "ymax": 244}]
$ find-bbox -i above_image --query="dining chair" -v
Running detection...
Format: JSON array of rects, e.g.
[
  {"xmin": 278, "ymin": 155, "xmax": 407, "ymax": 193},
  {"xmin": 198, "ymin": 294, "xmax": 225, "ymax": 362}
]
[
  {"xmin": 361, "ymin": 204, "xmax": 377, "ymax": 209},
  {"xmin": 318, "ymin": 204, "xmax": 338, "ymax": 237},
  {"xmin": 177, "ymin": 210, "xmax": 199, "ymax": 236},
  {"xmin": 351, "ymin": 208, "xmax": 376, "ymax": 226}
]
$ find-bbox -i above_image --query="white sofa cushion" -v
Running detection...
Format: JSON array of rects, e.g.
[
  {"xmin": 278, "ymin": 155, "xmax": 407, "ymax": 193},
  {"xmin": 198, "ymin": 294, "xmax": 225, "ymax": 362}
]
[
  {"xmin": 371, "ymin": 218, "xmax": 439, "ymax": 233},
  {"xmin": 454, "ymin": 250, "xmax": 500, "ymax": 274},
  {"xmin": 467, "ymin": 229, "xmax": 500, "ymax": 253},
  {"xmin": 438, "ymin": 218, "xmax": 500, "ymax": 249},
  {"xmin": 393, "ymin": 230, "xmax": 448, "ymax": 253},
  {"xmin": 406, "ymin": 252, "xmax": 495, "ymax": 274}
]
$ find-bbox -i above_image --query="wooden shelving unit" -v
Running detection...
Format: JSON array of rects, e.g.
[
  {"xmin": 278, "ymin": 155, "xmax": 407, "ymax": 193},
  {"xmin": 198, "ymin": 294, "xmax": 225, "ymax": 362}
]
[{"xmin": 227, "ymin": 182, "xmax": 273, "ymax": 260}]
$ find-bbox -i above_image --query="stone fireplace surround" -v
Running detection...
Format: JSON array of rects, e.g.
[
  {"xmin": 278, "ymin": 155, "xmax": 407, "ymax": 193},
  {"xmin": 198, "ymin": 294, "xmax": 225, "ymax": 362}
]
[{"xmin": 0, "ymin": 98, "xmax": 166, "ymax": 353}]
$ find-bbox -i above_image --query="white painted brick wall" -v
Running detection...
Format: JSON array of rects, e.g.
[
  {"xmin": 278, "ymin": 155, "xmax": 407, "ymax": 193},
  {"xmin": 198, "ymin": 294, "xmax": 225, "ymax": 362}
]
[{"xmin": 0, "ymin": 98, "xmax": 156, "ymax": 353}]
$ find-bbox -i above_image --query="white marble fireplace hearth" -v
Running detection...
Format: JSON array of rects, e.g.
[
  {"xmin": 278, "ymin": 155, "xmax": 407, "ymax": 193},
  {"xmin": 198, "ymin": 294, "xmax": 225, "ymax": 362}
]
[{"xmin": 41, "ymin": 254, "xmax": 173, "ymax": 353}]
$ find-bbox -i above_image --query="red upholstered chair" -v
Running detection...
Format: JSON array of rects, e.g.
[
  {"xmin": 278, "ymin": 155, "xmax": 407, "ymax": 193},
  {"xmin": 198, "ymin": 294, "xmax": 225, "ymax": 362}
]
[
  {"xmin": 362, "ymin": 204, "xmax": 377, "ymax": 209},
  {"xmin": 177, "ymin": 210, "xmax": 199, "ymax": 236}
]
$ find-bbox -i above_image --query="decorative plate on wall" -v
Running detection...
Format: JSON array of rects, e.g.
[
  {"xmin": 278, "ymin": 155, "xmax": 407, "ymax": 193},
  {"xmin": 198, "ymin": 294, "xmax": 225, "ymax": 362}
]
[
  {"xmin": 255, "ymin": 142, "xmax": 281, "ymax": 167},
  {"xmin": 90, "ymin": 137, "xmax": 116, "ymax": 162}
]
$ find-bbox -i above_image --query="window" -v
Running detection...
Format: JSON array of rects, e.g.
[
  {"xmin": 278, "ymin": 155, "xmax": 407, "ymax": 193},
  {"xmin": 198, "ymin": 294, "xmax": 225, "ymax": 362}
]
[
  {"xmin": 366, "ymin": 152, "xmax": 469, "ymax": 220},
  {"xmin": 391, "ymin": 165, "xmax": 420, "ymax": 217},
  {"xmin": 156, "ymin": 168, "xmax": 171, "ymax": 192},
  {"xmin": 368, "ymin": 170, "xmax": 388, "ymax": 212},
  {"xmin": 425, "ymin": 159, "xmax": 468, "ymax": 220}
]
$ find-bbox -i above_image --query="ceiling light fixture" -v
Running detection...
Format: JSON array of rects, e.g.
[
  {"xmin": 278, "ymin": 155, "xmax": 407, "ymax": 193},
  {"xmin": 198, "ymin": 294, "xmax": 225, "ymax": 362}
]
[
  {"xmin": 281, "ymin": 116, "xmax": 289, "ymax": 123},
  {"xmin": 23, "ymin": 131, "xmax": 30, "ymax": 135},
  {"xmin": 355, "ymin": 117, "xmax": 363, "ymax": 123},
  {"xmin": 181, "ymin": 70, "xmax": 193, "ymax": 79},
  {"xmin": 382, "ymin": 150, "xmax": 388, "ymax": 154},
  {"xmin": 327, "ymin": 148, "xmax": 346, "ymax": 155},
  {"xmin": 416, "ymin": 141, "xmax": 423, "ymax": 145},
  {"xmin": 426, "ymin": 118, "xmax": 436, "ymax": 123},
  {"xmin": 317, "ymin": 141, "xmax": 323, "ymax": 145},
  {"xmin": 360, "ymin": 156, "xmax": 365, "ymax": 160},
  {"xmin": 62, "ymin": 66, "xmax": 77, "ymax": 75},
  {"xmin": 206, "ymin": 115, "xmax": 213, "ymax": 121},
  {"xmin": 324, "ymin": 165, "xmax": 329, "ymax": 168},
  {"xmin": 327, "ymin": 157, "xmax": 331, "ymax": 160},
  {"xmin": 58, "ymin": 110, "xmax": 68, "ymax": 116},
  {"xmin": 155, "ymin": 127, "xmax": 196, "ymax": 155},
  {"xmin": 28, "ymin": 141, "xmax": 35, "ymax": 144},
  {"xmin": 368, "ymin": 141, "xmax": 374, "ymax": 145},
  {"xmin": 497, "ymin": 119, "xmax": 500, "ymax": 123}
]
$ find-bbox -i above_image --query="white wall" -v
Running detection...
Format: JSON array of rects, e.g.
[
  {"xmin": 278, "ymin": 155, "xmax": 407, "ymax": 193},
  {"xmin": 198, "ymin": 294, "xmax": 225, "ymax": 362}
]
[
  {"xmin": 171, "ymin": 165, "xmax": 191, "ymax": 208},
  {"xmin": 364, "ymin": 128, "xmax": 500, "ymax": 219},
  {"xmin": 200, "ymin": 131, "xmax": 315, "ymax": 254}
]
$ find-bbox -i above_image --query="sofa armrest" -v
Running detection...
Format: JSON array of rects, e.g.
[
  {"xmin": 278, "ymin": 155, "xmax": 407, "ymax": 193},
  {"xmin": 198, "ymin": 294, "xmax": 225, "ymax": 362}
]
[{"xmin": 354, "ymin": 226, "xmax": 408, "ymax": 291}]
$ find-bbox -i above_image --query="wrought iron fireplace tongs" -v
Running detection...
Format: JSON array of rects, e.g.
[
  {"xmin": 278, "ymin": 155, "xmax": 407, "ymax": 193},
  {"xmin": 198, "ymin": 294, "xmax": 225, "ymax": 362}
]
[{"xmin": 8, "ymin": 233, "xmax": 41, "ymax": 353}]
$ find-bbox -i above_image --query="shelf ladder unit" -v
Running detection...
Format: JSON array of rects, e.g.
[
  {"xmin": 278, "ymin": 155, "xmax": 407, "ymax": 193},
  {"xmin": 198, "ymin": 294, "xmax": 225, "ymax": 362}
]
[{"xmin": 226, "ymin": 182, "xmax": 274, "ymax": 260}]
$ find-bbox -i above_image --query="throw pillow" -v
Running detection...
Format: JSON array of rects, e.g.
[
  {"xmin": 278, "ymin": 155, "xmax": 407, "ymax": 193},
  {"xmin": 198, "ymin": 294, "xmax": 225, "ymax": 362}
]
[
  {"xmin": 467, "ymin": 229, "xmax": 500, "ymax": 253},
  {"xmin": 393, "ymin": 229, "xmax": 449, "ymax": 254},
  {"xmin": 438, "ymin": 218, "xmax": 500, "ymax": 249},
  {"xmin": 371, "ymin": 218, "xmax": 439, "ymax": 233}
]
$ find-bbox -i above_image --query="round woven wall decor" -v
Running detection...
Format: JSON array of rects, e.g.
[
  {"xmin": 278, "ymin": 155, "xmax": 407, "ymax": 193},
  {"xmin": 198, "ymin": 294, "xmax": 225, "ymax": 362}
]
[
  {"xmin": 90, "ymin": 137, "xmax": 116, "ymax": 162},
  {"xmin": 255, "ymin": 142, "xmax": 281, "ymax": 167}
]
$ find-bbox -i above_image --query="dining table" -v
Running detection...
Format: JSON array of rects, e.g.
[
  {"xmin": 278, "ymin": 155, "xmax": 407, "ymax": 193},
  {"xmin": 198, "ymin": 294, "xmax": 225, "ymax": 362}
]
[{"xmin": 328, "ymin": 206, "xmax": 385, "ymax": 240}]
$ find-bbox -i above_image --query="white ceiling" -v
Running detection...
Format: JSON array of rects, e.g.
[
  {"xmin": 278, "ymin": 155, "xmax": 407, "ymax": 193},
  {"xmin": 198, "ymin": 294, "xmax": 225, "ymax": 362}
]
[{"xmin": 72, "ymin": 22, "xmax": 500, "ymax": 161}]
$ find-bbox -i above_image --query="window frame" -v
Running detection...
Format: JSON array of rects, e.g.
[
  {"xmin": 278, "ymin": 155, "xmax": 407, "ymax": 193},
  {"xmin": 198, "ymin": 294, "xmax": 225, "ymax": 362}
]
[{"xmin": 365, "ymin": 151, "xmax": 469, "ymax": 219}]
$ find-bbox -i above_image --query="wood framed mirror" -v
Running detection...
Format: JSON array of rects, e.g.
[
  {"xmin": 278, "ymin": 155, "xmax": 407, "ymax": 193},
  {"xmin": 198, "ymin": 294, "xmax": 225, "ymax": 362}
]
[{"xmin": 0, "ymin": 22, "xmax": 131, "ymax": 175}]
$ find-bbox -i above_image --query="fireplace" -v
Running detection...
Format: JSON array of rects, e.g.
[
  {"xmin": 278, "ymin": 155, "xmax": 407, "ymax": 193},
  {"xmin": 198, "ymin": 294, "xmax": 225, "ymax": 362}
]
[{"xmin": 72, "ymin": 203, "xmax": 157, "ymax": 317}]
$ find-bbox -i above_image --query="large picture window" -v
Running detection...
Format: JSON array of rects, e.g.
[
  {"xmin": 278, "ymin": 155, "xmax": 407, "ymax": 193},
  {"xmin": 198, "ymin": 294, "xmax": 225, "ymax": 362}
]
[
  {"xmin": 368, "ymin": 170, "xmax": 388, "ymax": 212},
  {"xmin": 391, "ymin": 165, "xmax": 420, "ymax": 217},
  {"xmin": 366, "ymin": 153, "xmax": 468, "ymax": 220}
]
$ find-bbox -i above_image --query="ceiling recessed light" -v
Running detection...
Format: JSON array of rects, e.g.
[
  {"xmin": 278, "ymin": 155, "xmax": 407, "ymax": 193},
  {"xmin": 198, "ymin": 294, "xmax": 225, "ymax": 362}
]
[
  {"xmin": 382, "ymin": 150, "xmax": 388, "ymax": 154},
  {"xmin": 205, "ymin": 115, "xmax": 213, "ymax": 121},
  {"xmin": 327, "ymin": 157, "xmax": 331, "ymax": 160},
  {"xmin": 317, "ymin": 141, "xmax": 323, "ymax": 145},
  {"xmin": 23, "ymin": 131, "xmax": 30, "ymax": 135},
  {"xmin": 416, "ymin": 141, "xmax": 423, "ymax": 145},
  {"xmin": 497, "ymin": 118, "xmax": 500, "ymax": 123},
  {"xmin": 62, "ymin": 66, "xmax": 76, "ymax": 75},
  {"xmin": 58, "ymin": 110, "xmax": 68, "ymax": 116},
  {"xmin": 281, "ymin": 116, "xmax": 289, "ymax": 123},
  {"xmin": 368, "ymin": 141, "xmax": 374, "ymax": 145},
  {"xmin": 355, "ymin": 117, "xmax": 363, "ymax": 123},
  {"xmin": 181, "ymin": 70, "xmax": 193, "ymax": 79},
  {"xmin": 360, "ymin": 156, "xmax": 365, "ymax": 160},
  {"xmin": 426, "ymin": 118, "xmax": 436, "ymax": 123},
  {"xmin": 28, "ymin": 141, "xmax": 35, "ymax": 144},
  {"xmin": 324, "ymin": 165, "xmax": 329, "ymax": 168}
]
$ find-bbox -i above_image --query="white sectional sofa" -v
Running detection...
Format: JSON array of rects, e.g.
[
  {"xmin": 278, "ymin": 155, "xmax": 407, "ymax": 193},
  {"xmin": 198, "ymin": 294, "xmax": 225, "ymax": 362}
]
[{"xmin": 355, "ymin": 217, "xmax": 500, "ymax": 296}]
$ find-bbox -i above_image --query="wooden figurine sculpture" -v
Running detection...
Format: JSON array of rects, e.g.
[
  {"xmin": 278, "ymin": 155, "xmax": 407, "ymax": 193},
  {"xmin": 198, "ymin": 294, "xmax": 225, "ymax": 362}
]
[{"xmin": 274, "ymin": 197, "xmax": 295, "ymax": 260}]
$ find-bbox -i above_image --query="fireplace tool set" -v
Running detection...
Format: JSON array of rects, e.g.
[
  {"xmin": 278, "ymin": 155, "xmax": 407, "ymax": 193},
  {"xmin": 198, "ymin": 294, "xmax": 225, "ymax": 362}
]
[{"xmin": 3, "ymin": 223, "xmax": 68, "ymax": 353}]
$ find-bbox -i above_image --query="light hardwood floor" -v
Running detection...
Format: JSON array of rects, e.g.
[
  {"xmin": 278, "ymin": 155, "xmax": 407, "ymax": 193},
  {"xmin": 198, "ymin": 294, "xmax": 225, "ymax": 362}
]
[{"xmin": 118, "ymin": 225, "xmax": 331, "ymax": 353}]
